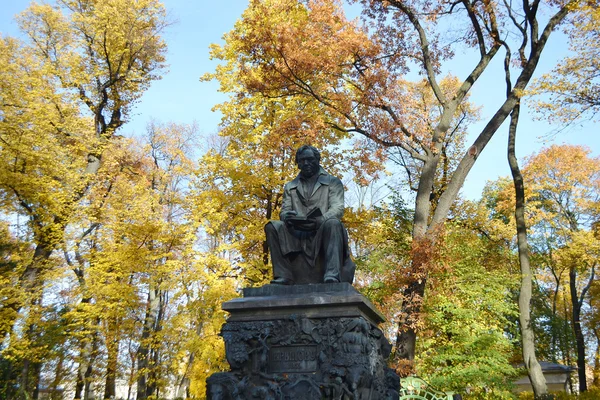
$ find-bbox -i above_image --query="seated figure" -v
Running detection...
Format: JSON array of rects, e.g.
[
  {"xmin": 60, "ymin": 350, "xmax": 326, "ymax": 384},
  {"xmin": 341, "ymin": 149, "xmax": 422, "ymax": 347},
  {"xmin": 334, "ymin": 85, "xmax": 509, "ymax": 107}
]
[{"xmin": 265, "ymin": 145, "xmax": 355, "ymax": 285}]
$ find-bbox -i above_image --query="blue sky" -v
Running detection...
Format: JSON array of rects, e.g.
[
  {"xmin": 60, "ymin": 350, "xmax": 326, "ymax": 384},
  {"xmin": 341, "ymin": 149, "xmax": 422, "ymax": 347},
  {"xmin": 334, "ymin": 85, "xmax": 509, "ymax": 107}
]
[{"xmin": 1, "ymin": 0, "xmax": 598, "ymax": 201}]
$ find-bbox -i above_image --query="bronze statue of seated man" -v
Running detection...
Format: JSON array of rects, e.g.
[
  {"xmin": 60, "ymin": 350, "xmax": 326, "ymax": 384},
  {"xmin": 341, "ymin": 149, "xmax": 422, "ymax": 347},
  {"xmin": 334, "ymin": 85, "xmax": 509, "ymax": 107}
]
[{"xmin": 265, "ymin": 145, "xmax": 355, "ymax": 285}]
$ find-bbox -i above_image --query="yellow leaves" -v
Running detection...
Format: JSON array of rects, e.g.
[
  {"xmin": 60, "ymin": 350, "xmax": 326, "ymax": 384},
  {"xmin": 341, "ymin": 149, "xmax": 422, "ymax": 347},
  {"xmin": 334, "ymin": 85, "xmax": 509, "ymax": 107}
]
[
  {"xmin": 169, "ymin": 262, "xmax": 237, "ymax": 396},
  {"xmin": 188, "ymin": 336, "xmax": 227, "ymax": 397},
  {"xmin": 0, "ymin": 2, "xmax": 222, "ymax": 396},
  {"xmin": 529, "ymin": 4, "xmax": 600, "ymax": 124},
  {"xmin": 0, "ymin": 0, "xmax": 170, "ymax": 273},
  {"xmin": 555, "ymin": 230, "xmax": 600, "ymax": 273},
  {"xmin": 487, "ymin": 145, "xmax": 600, "ymax": 237},
  {"xmin": 15, "ymin": 0, "xmax": 168, "ymax": 132},
  {"xmin": 523, "ymin": 144, "xmax": 600, "ymax": 229},
  {"xmin": 17, "ymin": 3, "xmax": 73, "ymax": 56},
  {"xmin": 0, "ymin": 37, "xmax": 94, "ymax": 246}
]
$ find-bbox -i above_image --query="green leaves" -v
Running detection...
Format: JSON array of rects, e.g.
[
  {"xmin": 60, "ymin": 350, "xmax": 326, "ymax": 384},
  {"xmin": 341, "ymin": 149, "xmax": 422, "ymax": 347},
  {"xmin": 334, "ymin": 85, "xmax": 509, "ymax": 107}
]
[{"xmin": 415, "ymin": 215, "xmax": 520, "ymax": 398}]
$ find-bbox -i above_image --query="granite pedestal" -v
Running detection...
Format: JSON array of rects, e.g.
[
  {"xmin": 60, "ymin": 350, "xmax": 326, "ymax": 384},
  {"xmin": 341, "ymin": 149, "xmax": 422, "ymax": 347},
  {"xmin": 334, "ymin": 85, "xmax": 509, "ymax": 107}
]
[{"xmin": 206, "ymin": 283, "xmax": 400, "ymax": 400}]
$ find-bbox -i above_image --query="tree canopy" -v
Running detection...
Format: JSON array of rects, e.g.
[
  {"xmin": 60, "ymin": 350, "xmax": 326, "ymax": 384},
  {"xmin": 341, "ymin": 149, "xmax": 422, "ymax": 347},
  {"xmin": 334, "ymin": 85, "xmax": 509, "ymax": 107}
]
[{"xmin": 1, "ymin": 0, "xmax": 599, "ymax": 399}]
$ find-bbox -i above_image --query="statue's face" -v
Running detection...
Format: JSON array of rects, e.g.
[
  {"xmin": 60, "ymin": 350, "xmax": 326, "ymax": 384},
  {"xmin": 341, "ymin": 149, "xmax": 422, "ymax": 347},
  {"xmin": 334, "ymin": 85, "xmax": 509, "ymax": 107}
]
[
  {"xmin": 209, "ymin": 384, "xmax": 225, "ymax": 400},
  {"xmin": 297, "ymin": 149, "xmax": 319, "ymax": 178}
]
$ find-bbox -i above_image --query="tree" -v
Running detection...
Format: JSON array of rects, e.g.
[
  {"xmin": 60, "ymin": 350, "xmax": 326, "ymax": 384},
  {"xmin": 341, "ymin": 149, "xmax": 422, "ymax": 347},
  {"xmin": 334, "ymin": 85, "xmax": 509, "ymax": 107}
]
[
  {"xmin": 0, "ymin": 1, "xmax": 168, "ymax": 396},
  {"xmin": 355, "ymin": 196, "xmax": 521, "ymax": 396},
  {"xmin": 490, "ymin": 144, "xmax": 600, "ymax": 393},
  {"xmin": 507, "ymin": 102, "xmax": 547, "ymax": 396},
  {"xmin": 525, "ymin": 145, "xmax": 600, "ymax": 392},
  {"xmin": 0, "ymin": 222, "xmax": 32, "ymax": 399},
  {"xmin": 206, "ymin": 0, "xmax": 585, "ymax": 369},
  {"xmin": 54, "ymin": 119, "xmax": 227, "ymax": 400},
  {"xmin": 588, "ymin": 269, "xmax": 600, "ymax": 387},
  {"xmin": 0, "ymin": 31, "xmax": 95, "ymax": 398},
  {"xmin": 134, "ymin": 120, "xmax": 200, "ymax": 400},
  {"xmin": 8, "ymin": 0, "xmax": 168, "ymax": 301},
  {"xmin": 0, "ymin": 32, "xmax": 92, "ymax": 340},
  {"xmin": 417, "ymin": 200, "xmax": 520, "ymax": 398}
]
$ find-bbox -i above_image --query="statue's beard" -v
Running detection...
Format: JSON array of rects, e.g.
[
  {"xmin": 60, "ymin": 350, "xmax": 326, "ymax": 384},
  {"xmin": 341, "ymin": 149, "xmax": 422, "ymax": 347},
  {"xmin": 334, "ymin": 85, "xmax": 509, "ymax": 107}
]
[{"xmin": 300, "ymin": 165, "xmax": 317, "ymax": 178}]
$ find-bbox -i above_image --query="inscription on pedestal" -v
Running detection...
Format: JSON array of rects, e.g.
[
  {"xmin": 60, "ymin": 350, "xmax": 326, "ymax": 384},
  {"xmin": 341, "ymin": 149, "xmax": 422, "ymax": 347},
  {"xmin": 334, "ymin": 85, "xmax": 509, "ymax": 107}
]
[{"xmin": 268, "ymin": 345, "xmax": 318, "ymax": 373}]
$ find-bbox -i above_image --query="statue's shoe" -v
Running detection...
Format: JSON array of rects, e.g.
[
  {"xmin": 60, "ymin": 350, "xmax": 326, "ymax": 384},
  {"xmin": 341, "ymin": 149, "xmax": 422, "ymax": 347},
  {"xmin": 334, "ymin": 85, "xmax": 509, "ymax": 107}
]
[
  {"xmin": 270, "ymin": 277, "xmax": 294, "ymax": 285},
  {"xmin": 323, "ymin": 277, "xmax": 339, "ymax": 283}
]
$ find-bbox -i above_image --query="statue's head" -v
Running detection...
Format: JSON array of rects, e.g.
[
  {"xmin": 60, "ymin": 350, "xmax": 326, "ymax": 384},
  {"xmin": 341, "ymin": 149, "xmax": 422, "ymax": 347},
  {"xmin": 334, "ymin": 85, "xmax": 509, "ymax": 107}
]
[
  {"xmin": 206, "ymin": 373, "xmax": 237, "ymax": 400},
  {"xmin": 295, "ymin": 145, "xmax": 320, "ymax": 178}
]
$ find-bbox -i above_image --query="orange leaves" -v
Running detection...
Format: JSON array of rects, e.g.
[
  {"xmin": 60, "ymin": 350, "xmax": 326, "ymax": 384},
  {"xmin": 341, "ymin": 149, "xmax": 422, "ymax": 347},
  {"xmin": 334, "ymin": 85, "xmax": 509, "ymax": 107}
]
[
  {"xmin": 524, "ymin": 145, "xmax": 600, "ymax": 230},
  {"xmin": 238, "ymin": 0, "xmax": 371, "ymax": 79},
  {"xmin": 488, "ymin": 144, "xmax": 600, "ymax": 234},
  {"xmin": 206, "ymin": 0, "xmax": 484, "ymax": 208},
  {"xmin": 197, "ymin": 2, "xmax": 379, "ymax": 286},
  {"xmin": 214, "ymin": 1, "xmax": 378, "ymax": 117}
]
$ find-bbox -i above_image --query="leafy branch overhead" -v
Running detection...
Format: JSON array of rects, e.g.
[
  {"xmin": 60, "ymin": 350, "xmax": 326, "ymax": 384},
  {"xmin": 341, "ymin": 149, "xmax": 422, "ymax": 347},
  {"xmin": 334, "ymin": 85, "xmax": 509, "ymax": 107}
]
[{"xmin": 205, "ymin": 0, "xmax": 591, "ymax": 368}]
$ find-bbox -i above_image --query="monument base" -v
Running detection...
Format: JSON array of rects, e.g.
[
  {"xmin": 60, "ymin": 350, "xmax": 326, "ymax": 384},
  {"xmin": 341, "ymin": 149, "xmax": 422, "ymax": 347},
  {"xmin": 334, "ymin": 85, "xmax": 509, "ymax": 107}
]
[{"xmin": 206, "ymin": 283, "xmax": 400, "ymax": 400}]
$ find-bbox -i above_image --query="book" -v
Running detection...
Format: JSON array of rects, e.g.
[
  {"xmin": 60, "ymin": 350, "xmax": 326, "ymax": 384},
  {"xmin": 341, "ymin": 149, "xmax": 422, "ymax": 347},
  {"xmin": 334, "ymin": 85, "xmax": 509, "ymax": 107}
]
[{"xmin": 287, "ymin": 207, "xmax": 322, "ymax": 222}]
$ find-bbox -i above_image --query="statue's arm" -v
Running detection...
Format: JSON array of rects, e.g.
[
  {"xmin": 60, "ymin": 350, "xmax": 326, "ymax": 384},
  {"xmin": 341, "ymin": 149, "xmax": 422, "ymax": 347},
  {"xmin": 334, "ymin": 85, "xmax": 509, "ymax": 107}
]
[
  {"xmin": 323, "ymin": 177, "xmax": 344, "ymax": 221},
  {"xmin": 279, "ymin": 184, "xmax": 294, "ymax": 221}
]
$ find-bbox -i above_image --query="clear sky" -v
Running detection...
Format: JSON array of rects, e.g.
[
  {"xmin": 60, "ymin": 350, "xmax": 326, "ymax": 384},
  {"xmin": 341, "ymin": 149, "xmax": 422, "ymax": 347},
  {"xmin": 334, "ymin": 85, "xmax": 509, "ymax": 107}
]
[{"xmin": 1, "ymin": 0, "xmax": 598, "ymax": 201}]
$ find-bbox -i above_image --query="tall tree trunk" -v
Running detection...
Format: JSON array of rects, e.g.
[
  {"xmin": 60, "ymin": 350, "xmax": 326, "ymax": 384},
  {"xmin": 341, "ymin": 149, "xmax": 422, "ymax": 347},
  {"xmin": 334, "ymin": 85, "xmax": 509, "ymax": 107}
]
[
  {"xmin": 147, "ymin": 291, "xmax": 166, "ymax": 397},
  {"xmin": 593, "ymin": 329, "xmax": 600, "ymax": 387},
  {"xmin": 31, "ymin": 361, "xmax": 41, "ymax": 400},
  {"xmin": 1, "ymin": 240, "xmax": 52, "ymax": 341},
  {"xmin": 74, "ymin": 326, "xmax": 99, "ymax": 400},
  {"xmin": 263, "ymin": 184, "xmax": 274, "ymax": 280},
  {"xmin": 136, "ymin": 287, "xmax": 163, "ymax": 400},
  {"xmin": 175, "ymin": 335, "xmax": 200, "ymax": 399},
  {"xmin": 50, "ymin": 352, "xmax": 65, "ymax": 400},
  {"xmin": 127, "ymin": 339, "xmax": 137, "ymax": 400},
  {"xmin": 14, "ymin": 236, "xmax": 57, "ymax": 400},
  {"xmin": 392, "ymin": 6, "xmax": 570, "ymax": 362},
  {"xmin": 548, "ymin": 247, "xmax": 561, "ymax": 362},
  {"xmin": 104, "ymin": 352, "xmax": 117, "ymax": 400},
  {"xmin": 393, "ymin": 151, "xmax": 441, "ymax": 371},
  {"xmin": 103, "ymin": 319, "xmax": 120, "ymax": 400},
  {"xmin": 569, "ymin": 267, "xmax": 588, "ymax": 392},
  {"xmin": 561, "ymin": 288, "xmax": 575, "ymax": 394},
  {"xmin": 17, "ymin": 281, "xmax": 48, "ymax": 400},
  {"xmin": 507, "ymin": 103, "xmax": 547, "ymax": 398},
  {"xmin": 394, "ymin": 280, "xmax": 426, "ymax": 371},
  {"xmin": 175, "ymin": 376, "xmax": 190, "ymax": 399},
  {"xmin": 19, "ymin": 358, "xmax": 41, "ymax": 400}
]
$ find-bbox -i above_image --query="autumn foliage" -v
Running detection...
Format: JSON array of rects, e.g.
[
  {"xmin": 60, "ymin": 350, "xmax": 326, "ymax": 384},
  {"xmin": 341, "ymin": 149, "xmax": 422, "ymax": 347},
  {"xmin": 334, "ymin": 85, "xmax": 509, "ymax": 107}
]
[{"xmin": 1, "ymin": 0, "xmax": 600, "ymax": 399}]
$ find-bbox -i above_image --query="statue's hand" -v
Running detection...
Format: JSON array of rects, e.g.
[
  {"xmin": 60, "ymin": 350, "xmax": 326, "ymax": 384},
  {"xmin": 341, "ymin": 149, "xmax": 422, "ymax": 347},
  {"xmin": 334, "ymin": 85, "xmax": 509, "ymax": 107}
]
[
  {"xmin": 293, "ymin": 218, "xmax": 317, "ymax": 231},
  {"xmin": 281, "ymin": 210, "xmax": 298, "ymax": 226},
  {"xmin": 305, "ymin": 219, "xmax": 318, "ymax": 231}
]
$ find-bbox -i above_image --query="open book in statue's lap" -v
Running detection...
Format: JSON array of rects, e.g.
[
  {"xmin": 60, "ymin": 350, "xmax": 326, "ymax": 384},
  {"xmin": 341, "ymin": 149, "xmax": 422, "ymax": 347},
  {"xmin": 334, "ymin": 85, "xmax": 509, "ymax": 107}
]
[{"xmin": 264, "ymin": 145, "xmax": 355, "ymax": 285}]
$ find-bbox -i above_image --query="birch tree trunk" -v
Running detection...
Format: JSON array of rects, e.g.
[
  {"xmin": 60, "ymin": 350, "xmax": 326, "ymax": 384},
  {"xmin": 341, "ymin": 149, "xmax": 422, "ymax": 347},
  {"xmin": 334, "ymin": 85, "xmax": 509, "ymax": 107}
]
[{"xmin": 507, "ymin": 102, "xmax": 547, "ymax": 398}]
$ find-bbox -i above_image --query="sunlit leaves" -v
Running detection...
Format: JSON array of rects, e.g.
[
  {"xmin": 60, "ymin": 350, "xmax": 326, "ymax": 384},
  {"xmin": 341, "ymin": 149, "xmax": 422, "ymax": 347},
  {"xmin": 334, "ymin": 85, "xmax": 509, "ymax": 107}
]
[
  {"xmin": 0, "ymin": 1, "xmax": 171, "ymax": 395},
  {"xmin": 16, "ymin": 0, "xmax": 168, "ymax": 133},
  {"xmin": 531, "ymin": 5, "xmax": 600, "ymax": 125},
  {"xmin": 484, "ymin": 144, "xmax": 600, "ymax": 390},
  {"xmin": 417, "ymin": 217, "xmax": 520, "ymax": 398}
]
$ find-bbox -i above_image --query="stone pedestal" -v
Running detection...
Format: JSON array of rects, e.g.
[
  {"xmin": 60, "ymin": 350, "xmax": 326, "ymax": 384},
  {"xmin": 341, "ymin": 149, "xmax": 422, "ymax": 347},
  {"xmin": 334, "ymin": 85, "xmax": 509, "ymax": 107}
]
[{"xmin": 206, "ymin": 283, "xmax": 400, "ymax": 400}]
